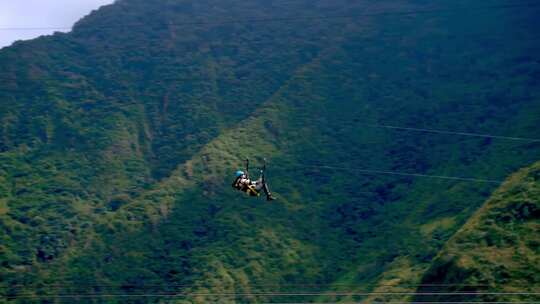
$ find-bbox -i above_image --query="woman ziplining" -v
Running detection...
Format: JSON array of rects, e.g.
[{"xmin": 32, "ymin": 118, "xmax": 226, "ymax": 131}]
[{"xmin": 232, "ymin": 158, "xmax": 276, "ymax": 201}]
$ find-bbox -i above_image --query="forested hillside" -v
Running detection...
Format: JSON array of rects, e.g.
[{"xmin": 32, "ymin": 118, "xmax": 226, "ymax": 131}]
[
  {"xmin": 414, "ymin": 161, "xmax": 540, "ymax": 303},
  {"xmin": 1, "ymin": 0, "xmax": 539, "ymax": 303}
]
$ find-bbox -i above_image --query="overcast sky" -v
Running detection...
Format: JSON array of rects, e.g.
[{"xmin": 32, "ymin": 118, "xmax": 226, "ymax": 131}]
[{"xmin": 0, "ymin": 0, "xmax": 114, "ymax": 48}]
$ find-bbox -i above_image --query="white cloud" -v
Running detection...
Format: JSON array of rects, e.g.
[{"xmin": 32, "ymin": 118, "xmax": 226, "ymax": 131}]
[{"xmin": 0, "ymin": 0, "xmax": 114, "ymax": 48}]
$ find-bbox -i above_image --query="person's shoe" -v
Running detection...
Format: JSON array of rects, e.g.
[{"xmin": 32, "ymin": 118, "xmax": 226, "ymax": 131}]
[{"xmin": 267, "ymin": 195, "xmax": 276, "ymax": 201}]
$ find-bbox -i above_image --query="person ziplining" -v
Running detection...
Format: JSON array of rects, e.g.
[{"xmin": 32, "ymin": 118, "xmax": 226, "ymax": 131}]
[{"xmin": 232, "ymin": 158, "xmax": 276, "ymax": 201}]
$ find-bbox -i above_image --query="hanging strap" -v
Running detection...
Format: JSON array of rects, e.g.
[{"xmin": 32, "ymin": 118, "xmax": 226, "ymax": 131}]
[
  {"xmin": 262, "ymin": 158, "xmax": 267, "ymax": 183},
  {"xmin": 245, "ymin": 158, "xmax": 250, "ymax": 179}
]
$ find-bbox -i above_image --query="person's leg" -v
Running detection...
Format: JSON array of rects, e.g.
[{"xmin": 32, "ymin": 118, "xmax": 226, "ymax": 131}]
[
  {"xmin": 251, "ymin": 178, "xmax": 272, "ymax": 200},
  {"xmin": 255, "ymin": 177, "xmax": 275, "ymax": 201},
  {"xmin": 253, "ymin": 178, "xmax": 264, "ymax": 191}
]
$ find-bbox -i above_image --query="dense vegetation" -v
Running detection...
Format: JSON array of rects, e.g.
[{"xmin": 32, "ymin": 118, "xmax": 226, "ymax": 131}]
[
  {"xmin": 414, "ymin": 161, "xmax": 540, "ymax": 303},
  {"xmin": 1, "ymin": 0, "xmax": 539, "ymax": 303}
]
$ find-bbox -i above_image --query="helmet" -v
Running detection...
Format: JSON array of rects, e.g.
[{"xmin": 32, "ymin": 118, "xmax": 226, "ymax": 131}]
[{"xmin": 235, "ymin": 170, "xmax": 245, "ymax": 177}]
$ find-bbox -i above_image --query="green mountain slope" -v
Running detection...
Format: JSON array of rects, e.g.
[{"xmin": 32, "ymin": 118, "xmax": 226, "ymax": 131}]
[
  {"xmin": 1, "ymin": 0, "xmax": 540, "ymax": 303},
  {"xmin": 413, "ymin": 161, "xmax": 540, "ymax": 303}
]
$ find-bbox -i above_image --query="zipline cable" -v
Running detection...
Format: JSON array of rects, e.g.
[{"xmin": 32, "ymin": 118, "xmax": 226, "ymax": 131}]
[
  {"xmin": 266, "ymin": 302, "xmax": 540, "ymax": 304},
  {"xmin": 4, "ymin": 283, "xmax": 534, "ymax": 288},
  {"xmin": 6, "ymin": 291, "xmax": 540, "ymax": 299},
  {"xmin": 283, "ymin": 164, "xmax": 505, "ymax": 184},
  {"xmin": 265, "ymin": 302, "xmax": 540, "ymax": 304},
  {"xmin": 359, "ymin": 123, "xmax": 540, "ymax": 142},
  {"xmin": 1, "ymin": 82, "xmax": 537, "ymax": 144}
]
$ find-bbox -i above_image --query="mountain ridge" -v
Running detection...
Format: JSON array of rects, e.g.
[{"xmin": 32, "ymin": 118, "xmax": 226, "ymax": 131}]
[
  {"xmin": 1, "ymin": 0, "xmax": 540, "ymax": 302},
  {"xmin": 413, "ymin": 160, "xmax": 540, "ymax": 302}
]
